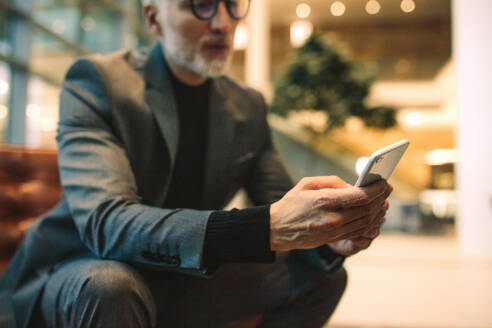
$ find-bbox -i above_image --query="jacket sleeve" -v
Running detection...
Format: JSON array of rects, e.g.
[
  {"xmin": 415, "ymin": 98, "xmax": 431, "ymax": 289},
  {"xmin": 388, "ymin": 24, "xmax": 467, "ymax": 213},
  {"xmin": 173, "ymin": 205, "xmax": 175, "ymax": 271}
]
[
  {"xmin": 56, "ymin": 59, "xmax": 211, "ymax": 276},
  {"xmin": 243, "ymin": 91, "xmax": 345, "ymax": 274}
]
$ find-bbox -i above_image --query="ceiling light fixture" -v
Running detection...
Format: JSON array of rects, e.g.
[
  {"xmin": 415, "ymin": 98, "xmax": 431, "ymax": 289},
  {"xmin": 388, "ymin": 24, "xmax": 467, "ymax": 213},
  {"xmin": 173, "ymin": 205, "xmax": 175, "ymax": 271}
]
[
  {"xmin": 406, "ymin": 111, "xmax": 423, "ymax": 127},
  {"xmin": 401, "ymin": 0, "xmax": 416, "ymax": 13},
  {"xmin": 330, "ymin": 1, "xmax": 346, "ymax": 17},
  {"xmin": 290, "ymin": 20, "xmax": 314, "ymax": 48},
  {"xmin": 296, "ymin": 3, "xmax": 311, "ymax": 19},
  {"xmin": 365, "ymin": 0, "xmax": 381, "ymax": 15}
]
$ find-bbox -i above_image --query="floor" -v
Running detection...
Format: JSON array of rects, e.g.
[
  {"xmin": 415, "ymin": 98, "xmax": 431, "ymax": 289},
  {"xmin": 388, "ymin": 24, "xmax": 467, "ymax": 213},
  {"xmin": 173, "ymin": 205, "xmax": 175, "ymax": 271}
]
[{"xmin": 326, "ymin": 234, "xmax": 492, "ymax": 328}]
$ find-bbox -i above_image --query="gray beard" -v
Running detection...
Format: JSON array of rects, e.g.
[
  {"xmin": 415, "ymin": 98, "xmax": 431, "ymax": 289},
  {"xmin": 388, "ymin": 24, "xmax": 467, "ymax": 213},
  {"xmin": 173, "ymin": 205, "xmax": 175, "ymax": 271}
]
[{"xmin": 162, "ymin": 36, "xmax": 233, "ymax": 78}]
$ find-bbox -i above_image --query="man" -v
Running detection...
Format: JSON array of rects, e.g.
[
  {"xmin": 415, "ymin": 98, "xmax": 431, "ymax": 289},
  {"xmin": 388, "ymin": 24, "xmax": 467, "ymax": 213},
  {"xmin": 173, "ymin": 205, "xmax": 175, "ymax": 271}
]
[{"xmin": 0, "ymin": 0, "xmax": 391, "ymax": 327}]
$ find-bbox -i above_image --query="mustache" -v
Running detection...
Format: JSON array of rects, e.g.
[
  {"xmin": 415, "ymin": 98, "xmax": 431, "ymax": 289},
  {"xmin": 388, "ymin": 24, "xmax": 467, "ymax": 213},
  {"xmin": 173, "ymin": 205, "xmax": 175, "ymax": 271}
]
[{"xmin": 201, "ymin": 33, "xmax": 234, "ymax": 44}]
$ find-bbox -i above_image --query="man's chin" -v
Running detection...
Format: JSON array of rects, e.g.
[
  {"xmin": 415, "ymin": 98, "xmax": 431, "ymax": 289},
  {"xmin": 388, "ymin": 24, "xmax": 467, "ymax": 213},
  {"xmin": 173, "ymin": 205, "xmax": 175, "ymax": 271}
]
[{"xmin": 193, "ymin": 56, "xmax": 231, "ymax": 78}]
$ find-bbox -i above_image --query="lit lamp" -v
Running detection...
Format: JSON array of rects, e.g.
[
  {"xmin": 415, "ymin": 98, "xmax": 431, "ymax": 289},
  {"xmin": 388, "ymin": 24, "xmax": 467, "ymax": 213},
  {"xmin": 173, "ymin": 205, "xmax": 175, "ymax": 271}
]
[
  {"xmin": 365, "ymin": 0, "xmax": 381, "ymax": 15},
  {"xmin": 290, "ymin": 3, "xmax": 313, "ymax": 48},
  {"xmin": 290, "ymin": 20, "xmax": 313, "ymax": 48},
  {"xmin": 330, "ymin": 1, "xmax": 346, "ymax": 17},
  {"xmin": 401, "ymin": 0, "xmax": 416, "ymax": 13},
  {"xmin": 234, "ymin": 23, "xmax": 248, "ymax": 50}
]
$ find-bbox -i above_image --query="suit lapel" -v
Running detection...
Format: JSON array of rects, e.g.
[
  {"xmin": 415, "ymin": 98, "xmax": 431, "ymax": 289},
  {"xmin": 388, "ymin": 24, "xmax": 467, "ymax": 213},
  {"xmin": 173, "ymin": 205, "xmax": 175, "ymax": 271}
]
[
  {"xmin": 143, "ymin": 42, "xmax": 240, "ymax": 209},
  {"xmin": 144, "ymin": 43, "xmax": 179, "ymax": 169},
  {"xmin": 202, "ymin": 78, "xmax": 239, "ymax": 209}
]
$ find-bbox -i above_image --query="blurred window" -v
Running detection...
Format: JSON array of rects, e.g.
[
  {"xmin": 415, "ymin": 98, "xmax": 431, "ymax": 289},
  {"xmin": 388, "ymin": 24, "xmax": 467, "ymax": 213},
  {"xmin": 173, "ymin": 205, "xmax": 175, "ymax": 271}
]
[
  {"xmin": 0, "ymin": 63, "xmax": 10, "ymax": 143},
  {"xmin": 0, "ymin": 0, "xmax": 151, "ymax": 147}
]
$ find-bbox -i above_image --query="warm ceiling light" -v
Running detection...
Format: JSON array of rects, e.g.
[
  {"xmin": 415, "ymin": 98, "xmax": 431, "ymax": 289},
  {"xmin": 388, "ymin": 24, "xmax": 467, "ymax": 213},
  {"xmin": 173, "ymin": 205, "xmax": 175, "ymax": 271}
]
[
  {"xmin": 406, "ymin": 111, "xmax": 423, "ymax": 127},
  {"xmin": 365, "ymin": 0, "xmax": 381, "ymax": 15},
  {"xmin": 401, "ymin": 0, "xmax": 416, "ymax": 13},
  {"xmin": 234, "ymin": 23, "xmax": 248, "ymax": 50},
  {"xmin": 330, "ymin": 1, "xmax": 346, "ymax": 17},
  {"xmin": 290, "ymin": 20, "xmax": 313, "ymax": 48},
  {"xmin": 296, "ymin": 3, "xmax": 311, "ymax": 19},
  {"xmin": 425, "ymin": 149, "xmax": 458, "ymax": 165}
]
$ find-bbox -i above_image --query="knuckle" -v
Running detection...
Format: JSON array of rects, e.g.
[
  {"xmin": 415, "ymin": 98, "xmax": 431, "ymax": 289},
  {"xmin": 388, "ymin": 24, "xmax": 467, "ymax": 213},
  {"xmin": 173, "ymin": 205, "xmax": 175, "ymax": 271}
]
[
  {"xmin": 299, "ymin": 177, "xmax": 314, "ymax": 188},
  {"xmin": 320, "ymin": 221, "xmax": 333, "ymax": 233},
  {"xmin": 298, "ymin": 177, "xmax": 309, "ymax": 186},
  {"xmin": 321, "ymin": 215, "xmax": 340, "ymax": 232},
  {"xmin": 314, "ymin": 195, "xmax": 335, "ymax": 209},
  {"xmin": 331, "ymin": 212, "xmax": 345, "ymax": 227},
  {"xmin": 358, "ymin": 193, "xmax": 371, "ymax": 205},
  {"xmin": 373, "ymin": 203, "xmax": 383, "ymax": 215}
]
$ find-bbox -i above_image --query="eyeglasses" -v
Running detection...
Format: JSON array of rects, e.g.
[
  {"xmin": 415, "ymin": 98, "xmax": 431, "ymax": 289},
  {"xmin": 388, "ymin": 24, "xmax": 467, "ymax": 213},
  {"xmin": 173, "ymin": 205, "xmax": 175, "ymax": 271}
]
[{"xmin": 190, "ymin": 0, "xmax": 251, "ymax": 20}]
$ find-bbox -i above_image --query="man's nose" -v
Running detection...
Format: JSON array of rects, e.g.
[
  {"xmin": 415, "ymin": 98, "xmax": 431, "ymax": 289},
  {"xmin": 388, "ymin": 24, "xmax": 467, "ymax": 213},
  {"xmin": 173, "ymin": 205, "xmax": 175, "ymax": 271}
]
[{"xmin": 210, "ymin": 2, "xmax": 233, "ymax": 33}]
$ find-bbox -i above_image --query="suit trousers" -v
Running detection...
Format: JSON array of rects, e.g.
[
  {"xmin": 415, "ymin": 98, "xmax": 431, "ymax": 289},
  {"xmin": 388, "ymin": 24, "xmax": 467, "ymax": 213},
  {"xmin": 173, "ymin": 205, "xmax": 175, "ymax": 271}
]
[{"xmin": 39, "ymin": 252, "xmax": 347, "ymax": 328}]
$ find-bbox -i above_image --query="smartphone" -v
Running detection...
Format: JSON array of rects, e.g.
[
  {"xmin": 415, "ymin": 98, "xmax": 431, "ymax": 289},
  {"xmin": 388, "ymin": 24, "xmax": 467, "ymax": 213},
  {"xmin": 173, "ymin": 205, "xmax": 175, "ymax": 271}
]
[{"xmin": 354, "ymin": 139, "xmax": 410, "ymax": 187}]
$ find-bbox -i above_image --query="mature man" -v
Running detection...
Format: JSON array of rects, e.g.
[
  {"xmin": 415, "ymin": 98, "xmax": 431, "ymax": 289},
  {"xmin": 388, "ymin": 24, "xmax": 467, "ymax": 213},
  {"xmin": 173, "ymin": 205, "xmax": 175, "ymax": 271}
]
[{"xmin": 0, "ymin": 0, "xmax": 391, "ymax": 327}]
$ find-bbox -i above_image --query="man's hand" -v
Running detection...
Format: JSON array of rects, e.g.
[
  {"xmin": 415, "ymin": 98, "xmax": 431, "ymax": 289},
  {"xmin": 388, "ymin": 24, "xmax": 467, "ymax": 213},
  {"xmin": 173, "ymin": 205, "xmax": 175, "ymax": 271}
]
[
  {"xmin": 327, "ymin": 197, "xmax": 390, "ymax": 257},
  {"xmin": 269, "ymin": 176, "xmax": 391, "ymax": 252}
]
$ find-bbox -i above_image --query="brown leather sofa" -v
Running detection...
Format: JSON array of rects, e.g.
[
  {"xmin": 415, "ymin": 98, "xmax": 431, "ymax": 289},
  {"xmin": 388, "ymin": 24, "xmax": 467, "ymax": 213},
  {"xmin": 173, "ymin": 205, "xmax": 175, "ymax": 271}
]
[
  {"xmin": 0, "ymin": 145, "xmax": 262, "ymax": 327},
  {"xmin": 0, "ymin": 145, "xmax": 62, "ymax": 273}
]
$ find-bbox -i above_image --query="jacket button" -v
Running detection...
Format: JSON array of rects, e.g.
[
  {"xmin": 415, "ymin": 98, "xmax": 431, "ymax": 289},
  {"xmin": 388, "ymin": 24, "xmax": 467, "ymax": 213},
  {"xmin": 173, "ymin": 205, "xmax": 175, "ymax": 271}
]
[{"xmin": 170, "ymin": 256, "xmax": 180, "ymax": 266}]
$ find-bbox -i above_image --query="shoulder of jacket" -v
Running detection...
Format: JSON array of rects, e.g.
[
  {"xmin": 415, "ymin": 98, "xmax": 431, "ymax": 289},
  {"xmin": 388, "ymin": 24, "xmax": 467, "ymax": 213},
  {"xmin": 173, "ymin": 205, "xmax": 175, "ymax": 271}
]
[
  {"xmin": 217, "ymin": 75, "xmax": 266, "ymax": 106},
  {"xmin": 78, "ymin": 49, "xmax": 147, "ymax": 99},
  {"xmin": 82, "ymin": 49, "xmax": 140, "ymax": 78}
]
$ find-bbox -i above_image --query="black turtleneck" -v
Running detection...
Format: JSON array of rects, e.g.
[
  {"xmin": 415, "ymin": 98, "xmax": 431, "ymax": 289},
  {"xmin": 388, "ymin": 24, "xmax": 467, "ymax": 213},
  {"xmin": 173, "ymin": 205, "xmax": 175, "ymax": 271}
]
[
  {"xmin": 163, "ymin": 70, "xmax": 274, "ymax": 267},
  {"xmin": 163, "ymin": 73, "xmax": 210, "ymax": 210}
]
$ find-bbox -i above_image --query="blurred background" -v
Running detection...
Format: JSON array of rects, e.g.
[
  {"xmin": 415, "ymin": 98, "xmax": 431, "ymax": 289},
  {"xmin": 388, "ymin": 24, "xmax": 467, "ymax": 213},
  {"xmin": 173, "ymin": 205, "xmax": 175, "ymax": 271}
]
[{"xmin": 0, "ymin": 0, "xmax": 491, "ymax": 327}]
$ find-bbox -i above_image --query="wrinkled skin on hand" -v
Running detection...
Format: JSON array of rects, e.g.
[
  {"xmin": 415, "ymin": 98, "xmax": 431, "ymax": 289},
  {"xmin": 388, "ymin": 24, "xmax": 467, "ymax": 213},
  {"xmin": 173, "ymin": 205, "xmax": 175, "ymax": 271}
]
[
  {"xmin": 269, "ymin": 176, "xmax": 392, "ymax": 253},
  {"xmin": 327, "ymin": 198, "xmax": 389, "ymax": 257}
]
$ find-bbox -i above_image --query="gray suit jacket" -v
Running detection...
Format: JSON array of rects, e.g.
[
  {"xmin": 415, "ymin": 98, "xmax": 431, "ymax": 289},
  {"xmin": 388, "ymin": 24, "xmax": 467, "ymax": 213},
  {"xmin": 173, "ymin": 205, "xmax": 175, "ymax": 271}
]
[{"xmin": 0, "ymin": 43, "xmax": 338, "ymax": 328}]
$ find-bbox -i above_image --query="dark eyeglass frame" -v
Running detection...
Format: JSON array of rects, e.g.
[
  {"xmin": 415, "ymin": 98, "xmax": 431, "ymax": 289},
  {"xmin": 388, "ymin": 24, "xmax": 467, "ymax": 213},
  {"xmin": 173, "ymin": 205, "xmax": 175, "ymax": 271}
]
[{"xmin": 190, "ymin": 0, "xmax": 251, "ymax": 21}]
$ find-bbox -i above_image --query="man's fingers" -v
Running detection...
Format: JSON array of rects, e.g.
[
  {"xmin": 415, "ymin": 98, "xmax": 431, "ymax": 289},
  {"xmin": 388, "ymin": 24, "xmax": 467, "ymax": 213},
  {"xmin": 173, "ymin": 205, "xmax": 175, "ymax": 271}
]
[
  {"xmin": 337, "ymin": 214, "xmax": 375, "ymax": 238},
  {"xmin": 333, "ymin": 206, "xmax": 386, "ymax": 239},
  {"xmin": 363, "ymin": 226, "xmax": 381, "ymax": 239},
  {"xmin": 388, "ymin": 183, "xmax": 394, "ymax": 195},
  {"xmin": 351, "ymin": 237, "xmax": 373, "ymax": 250},
  {"xmin": 322, "ymin": 179, "xmax": 388, "ymax": 209},
  {"xmin": 330, "ymin": 191, "xmax": 387, "ymax": 227},
  {"xmin": 298, "ymin": 176, "xmax": 350, "ymax": 191},
  {"xmin": 339, "ymin": 226, "xmax": 368, "ymax": 240}
]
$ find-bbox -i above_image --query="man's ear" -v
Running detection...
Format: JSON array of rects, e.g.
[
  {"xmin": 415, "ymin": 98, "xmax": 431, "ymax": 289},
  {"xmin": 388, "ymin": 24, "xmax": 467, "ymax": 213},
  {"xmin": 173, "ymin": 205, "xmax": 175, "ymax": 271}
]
[{"xmin": 143, "ymin": 4, "xmax": 163, "ymax": 36}]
